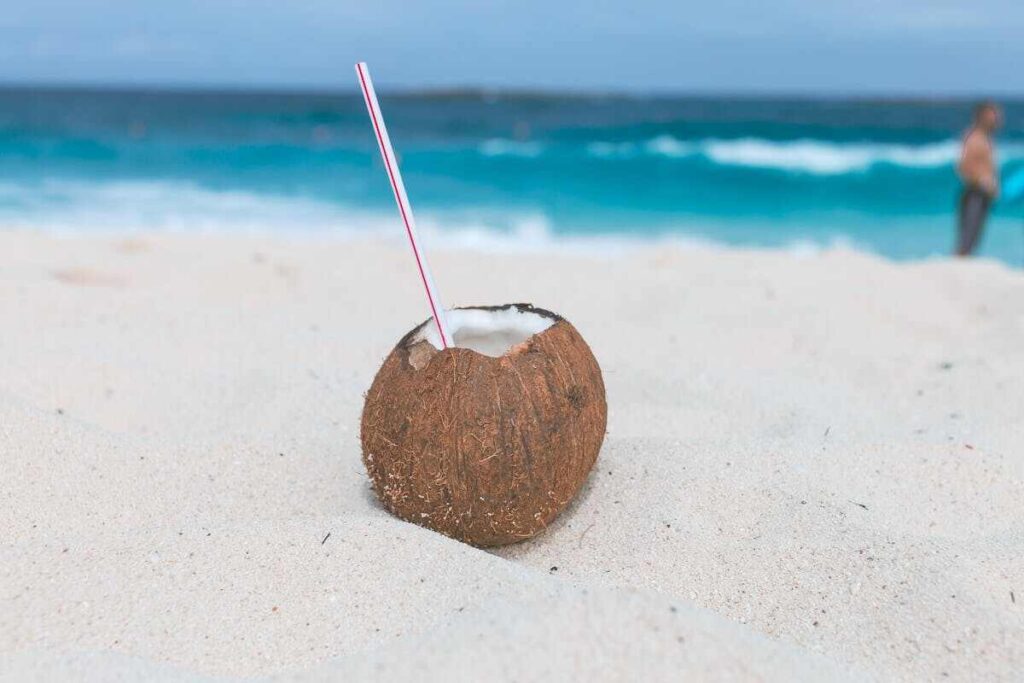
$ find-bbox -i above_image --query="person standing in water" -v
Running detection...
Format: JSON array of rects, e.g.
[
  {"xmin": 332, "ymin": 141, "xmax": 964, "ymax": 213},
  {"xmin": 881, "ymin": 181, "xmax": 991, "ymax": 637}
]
[{"xmin": 956, "ymin": 102, "xmax": 1002, "ymax": 256}]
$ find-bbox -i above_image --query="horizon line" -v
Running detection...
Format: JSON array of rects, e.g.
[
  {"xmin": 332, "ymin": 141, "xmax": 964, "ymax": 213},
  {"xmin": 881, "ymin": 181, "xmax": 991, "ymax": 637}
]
[{"xmin": 0, "ymin": 79, "xmax": 1019, "ymax": 103}]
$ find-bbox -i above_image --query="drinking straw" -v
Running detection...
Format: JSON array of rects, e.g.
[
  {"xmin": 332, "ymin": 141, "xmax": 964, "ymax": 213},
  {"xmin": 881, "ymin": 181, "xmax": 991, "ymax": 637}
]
[{"xmin": 355, "ymin": 62, "xmax": 452, "ymax": 349}]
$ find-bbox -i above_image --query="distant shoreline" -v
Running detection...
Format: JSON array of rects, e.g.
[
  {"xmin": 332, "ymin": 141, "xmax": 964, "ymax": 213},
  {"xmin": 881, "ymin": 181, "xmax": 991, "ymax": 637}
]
[{"xmin": 0, "ymin": 81, "xmax": 1019, "ymax": 104}]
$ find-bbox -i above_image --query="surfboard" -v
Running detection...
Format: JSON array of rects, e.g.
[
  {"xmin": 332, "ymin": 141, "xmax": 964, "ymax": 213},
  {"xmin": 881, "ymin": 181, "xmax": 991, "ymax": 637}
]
[{"xmin": 1003, "ymin": 169, "xmax": 1024, "ymax": 203}]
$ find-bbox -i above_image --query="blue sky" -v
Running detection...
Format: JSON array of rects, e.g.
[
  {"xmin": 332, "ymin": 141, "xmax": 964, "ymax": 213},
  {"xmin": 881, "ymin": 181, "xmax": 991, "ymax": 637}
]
[{"xmin": 1, "ymin": 0, "xmax": 1022, "ymax": 94}]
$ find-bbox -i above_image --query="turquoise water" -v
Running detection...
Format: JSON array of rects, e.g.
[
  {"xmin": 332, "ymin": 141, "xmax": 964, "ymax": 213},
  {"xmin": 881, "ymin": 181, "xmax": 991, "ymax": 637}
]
[{"xmin": 2, "ymin": 87, "xmax": 1024, "ymax": 262}]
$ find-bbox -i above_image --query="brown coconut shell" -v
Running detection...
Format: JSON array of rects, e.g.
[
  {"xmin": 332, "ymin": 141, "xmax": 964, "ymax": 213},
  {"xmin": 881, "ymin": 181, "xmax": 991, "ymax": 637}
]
[{"xmin": 361, "ymin": 304, "xmax": 606, "ymax": 547}]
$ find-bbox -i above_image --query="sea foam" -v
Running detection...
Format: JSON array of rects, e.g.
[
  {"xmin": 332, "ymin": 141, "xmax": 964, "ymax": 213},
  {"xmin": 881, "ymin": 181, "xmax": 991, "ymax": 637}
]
[
  {"xmin": 701, "ymin": 138, "xmax": 961, "ymax": 174},
  {"xmin": 478, "ymin": 139, "xmax": 544, "ymax": 157},
  {"xmin": 587, "ymin": 136, "xmax": 1024, "ymax": 175}
]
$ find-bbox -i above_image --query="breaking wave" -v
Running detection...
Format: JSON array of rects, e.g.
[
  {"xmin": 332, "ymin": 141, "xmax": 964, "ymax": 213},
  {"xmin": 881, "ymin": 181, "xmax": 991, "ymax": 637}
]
[
  {"xmin": 0, "ymin": 178, "xmax": 609, "ymax": 251},
  {"xmin": 698, "ymin": 138, "xmax": 961, "ymax": 174},
  {"xmin": 0, "ymin": 177, "xmax": 869, "ymax": 256},
  {"xmin": 586, "ymin": 136, "xmax": 1024, "ymax": 175}
]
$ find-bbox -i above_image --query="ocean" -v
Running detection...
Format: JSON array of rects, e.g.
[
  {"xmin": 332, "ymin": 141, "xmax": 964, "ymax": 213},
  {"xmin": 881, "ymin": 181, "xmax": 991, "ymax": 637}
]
[{"xmin": 3, "ymin": 87, "xmax": 1024, "ymax": 263}]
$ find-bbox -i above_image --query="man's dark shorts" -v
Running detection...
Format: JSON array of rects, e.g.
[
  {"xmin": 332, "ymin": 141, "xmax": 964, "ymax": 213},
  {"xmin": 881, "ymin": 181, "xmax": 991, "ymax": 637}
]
[{"xmin": 956, "ymin": 185, "xmax": 992, "ymax": 256}]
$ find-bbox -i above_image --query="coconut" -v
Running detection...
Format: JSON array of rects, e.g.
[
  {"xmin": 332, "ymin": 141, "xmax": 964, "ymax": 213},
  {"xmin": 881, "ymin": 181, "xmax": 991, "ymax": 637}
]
[{"xmin": 361, "ymin": 303, "xmax": 606, "ymax": 547}]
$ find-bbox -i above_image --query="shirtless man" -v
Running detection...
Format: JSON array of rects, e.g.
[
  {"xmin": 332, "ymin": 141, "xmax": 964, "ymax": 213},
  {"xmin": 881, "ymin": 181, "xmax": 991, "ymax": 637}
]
[{"xmin": 956, "ymin": 102, "xmax": 1002, "ymax": 256}]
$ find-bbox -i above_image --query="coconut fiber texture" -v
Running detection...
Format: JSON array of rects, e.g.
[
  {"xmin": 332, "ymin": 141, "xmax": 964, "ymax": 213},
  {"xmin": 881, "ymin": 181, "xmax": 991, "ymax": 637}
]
[{"xmin": 361, "ymin": 304, "xmax": 607, "ymax": 547}]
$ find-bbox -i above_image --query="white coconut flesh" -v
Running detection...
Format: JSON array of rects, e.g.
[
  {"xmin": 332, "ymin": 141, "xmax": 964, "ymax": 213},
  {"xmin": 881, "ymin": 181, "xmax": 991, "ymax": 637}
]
[{"xmin": 413, "ymin": 308, "xmax": 555, "ymax": 357}]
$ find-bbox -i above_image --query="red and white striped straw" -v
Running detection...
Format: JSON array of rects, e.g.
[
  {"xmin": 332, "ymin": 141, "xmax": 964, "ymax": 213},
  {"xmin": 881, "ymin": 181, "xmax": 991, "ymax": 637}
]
[{"xmin": 355, "ymin": 62, "xmax": 452, "ymax": 349}]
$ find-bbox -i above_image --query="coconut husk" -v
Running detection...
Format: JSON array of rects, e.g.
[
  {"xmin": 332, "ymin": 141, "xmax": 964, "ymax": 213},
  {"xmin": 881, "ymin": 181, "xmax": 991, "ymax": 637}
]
[{"xmin": 361, "ymin": 304, "xmax": 606, "ymax": 547}]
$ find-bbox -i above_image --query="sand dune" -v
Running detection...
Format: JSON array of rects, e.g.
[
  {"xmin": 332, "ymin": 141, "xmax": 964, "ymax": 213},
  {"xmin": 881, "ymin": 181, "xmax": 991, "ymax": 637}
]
[{"xmin": 2, "ymin": 232, "xmax": 1022, "ymax": 681}]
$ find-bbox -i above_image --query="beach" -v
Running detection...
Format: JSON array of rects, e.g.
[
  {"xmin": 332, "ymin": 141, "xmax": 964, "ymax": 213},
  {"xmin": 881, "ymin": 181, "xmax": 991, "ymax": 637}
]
[{"xmin": 1, "ymin": 230, "xmax": 1022, "ymax": 680}]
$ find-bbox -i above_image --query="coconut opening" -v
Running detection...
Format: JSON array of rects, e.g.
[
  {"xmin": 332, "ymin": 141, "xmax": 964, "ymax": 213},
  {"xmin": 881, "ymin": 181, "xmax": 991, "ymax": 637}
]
[{"xmin": 413, "ymin": 307, "xmax": 556, "ymax": 357}]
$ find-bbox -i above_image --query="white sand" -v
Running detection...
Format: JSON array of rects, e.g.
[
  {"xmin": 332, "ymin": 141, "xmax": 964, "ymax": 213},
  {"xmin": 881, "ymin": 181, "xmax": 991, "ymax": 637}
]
[{"xmin": 2, "ymin": 231, "xmax": 1022, "ymax": 681}]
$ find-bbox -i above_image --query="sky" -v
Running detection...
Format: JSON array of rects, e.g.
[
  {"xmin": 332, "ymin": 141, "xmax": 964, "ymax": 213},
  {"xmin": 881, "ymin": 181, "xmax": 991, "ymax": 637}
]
[{"xmin": 1, "ymin": 0, "xmax": 1023, "ymax": 95}]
